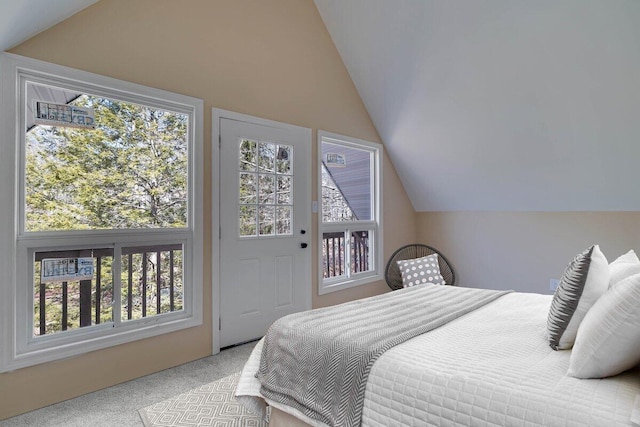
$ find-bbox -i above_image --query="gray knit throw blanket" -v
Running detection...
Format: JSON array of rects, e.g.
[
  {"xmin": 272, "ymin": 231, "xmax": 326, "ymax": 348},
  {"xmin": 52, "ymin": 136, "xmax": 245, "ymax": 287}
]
[{"xmin": 257, "ymin": 285, "xmax": 511, "ymax": 427}]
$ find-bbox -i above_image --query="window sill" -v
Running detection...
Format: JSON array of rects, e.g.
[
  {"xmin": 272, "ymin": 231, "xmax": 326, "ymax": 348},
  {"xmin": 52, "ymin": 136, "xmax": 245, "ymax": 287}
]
[
  {"xmin": 2, "ymin": 313, "xmax": 202, "ymax": 373},
  {"xmin": 318, "ymin": 273, "xmax": 383, "ymax": 295}
]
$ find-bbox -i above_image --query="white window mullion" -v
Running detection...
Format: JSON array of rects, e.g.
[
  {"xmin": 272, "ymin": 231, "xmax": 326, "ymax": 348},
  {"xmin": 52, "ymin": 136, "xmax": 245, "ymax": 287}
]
[
  {"xmin": 345, "ymin": 229, "xmax": 352, "ymax": 278},
  {"xmin": 112, "ymin": 244, "xmax": 123, "ymax": 327}
]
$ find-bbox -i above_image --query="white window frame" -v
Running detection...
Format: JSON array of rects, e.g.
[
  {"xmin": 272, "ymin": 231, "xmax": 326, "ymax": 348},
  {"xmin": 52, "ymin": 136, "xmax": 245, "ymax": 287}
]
[
  {"xmin": 317, "ymin": 130, "xmax": 383, "ymax": 295},
  {"xmin": 0, "ymin": 53, "xmax": 204, "ymax": 372}
]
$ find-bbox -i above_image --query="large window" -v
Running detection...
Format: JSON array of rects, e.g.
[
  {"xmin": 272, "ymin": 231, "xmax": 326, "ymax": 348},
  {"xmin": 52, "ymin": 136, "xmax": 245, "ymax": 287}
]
[
  {"xmin": 318, "ymin": 131, "xmax": 383, "ymax": 294},
  {"xmin": 0, "ymin": 54, "xmax": 203, "ymax": 371}
]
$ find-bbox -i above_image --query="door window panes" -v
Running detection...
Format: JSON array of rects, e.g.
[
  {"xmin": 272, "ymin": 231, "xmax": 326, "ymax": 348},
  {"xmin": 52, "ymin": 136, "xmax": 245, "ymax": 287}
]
[{"xmin": 238, "ymin": 139, "xmax": 293, "ymax": 237}]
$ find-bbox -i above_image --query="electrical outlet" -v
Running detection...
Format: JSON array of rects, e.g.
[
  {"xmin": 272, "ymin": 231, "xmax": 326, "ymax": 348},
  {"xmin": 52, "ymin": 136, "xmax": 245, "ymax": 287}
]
[{"xmin": 549, "ymin": 279, "xmax": 560, "ymax": 291}]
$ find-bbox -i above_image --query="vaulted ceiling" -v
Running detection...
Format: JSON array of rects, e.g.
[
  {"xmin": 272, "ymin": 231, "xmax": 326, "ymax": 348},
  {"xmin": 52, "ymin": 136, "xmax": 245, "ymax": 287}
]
[
  {"xmin": 3, "ymin": 0, "xmax": 639, "ymax": 212},
  {"xmin": 314, "ymin": 0, "xmax": 640, "ymax": 211}
]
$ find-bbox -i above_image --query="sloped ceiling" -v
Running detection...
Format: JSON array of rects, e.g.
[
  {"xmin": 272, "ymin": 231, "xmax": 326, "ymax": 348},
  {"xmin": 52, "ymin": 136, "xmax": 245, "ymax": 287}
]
[
  {"xmin": 315, "ymin": 0, "xmax": 640, "ymax": 211},
  {"xmin": 0, "ymin": 0, "xmax": 97, "ymax": 52}
]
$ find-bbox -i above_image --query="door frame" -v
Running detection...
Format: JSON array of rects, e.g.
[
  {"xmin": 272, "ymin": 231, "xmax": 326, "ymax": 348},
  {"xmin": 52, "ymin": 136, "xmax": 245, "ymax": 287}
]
[{"xmin": 212, "ymin": 108, "xmax": 312, "ymax": 354}]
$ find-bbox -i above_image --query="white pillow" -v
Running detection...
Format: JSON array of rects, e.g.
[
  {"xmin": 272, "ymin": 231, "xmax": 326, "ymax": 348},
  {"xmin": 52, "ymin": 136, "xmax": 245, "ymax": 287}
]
[
  {"xmin": 611, "ymin": 249, "xmax": 639, "ymax": 264},
  {"xmin": 397, "ymin": 254, "xmax": 446, "ymax": 287},
  {"xmin": 568, "ymin": 273, "xmax": 640, "ymax": 379},
  {"xmin": 547, "ymin": 245, "xmax": 609, "ymax": 350},
  {"xmin": 609, "ymin": 249, "xmax": 640, "ymax": 288}
]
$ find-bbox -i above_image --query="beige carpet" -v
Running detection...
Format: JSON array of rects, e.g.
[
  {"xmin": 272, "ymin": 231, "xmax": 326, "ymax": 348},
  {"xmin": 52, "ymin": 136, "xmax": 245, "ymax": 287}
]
[{"xmin": 139, "ymin": 372, "xmax": 267, "ymax": 427}]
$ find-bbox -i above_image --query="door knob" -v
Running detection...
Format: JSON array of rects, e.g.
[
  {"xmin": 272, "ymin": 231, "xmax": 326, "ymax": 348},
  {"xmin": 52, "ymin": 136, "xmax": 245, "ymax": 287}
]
[
  {"xmin": 301, "ymin": 229, "xmax": 306, "ymax": 234},
  {"xmin": 300, "ymin": 243, "xmax": 308, "ymax": 249}
]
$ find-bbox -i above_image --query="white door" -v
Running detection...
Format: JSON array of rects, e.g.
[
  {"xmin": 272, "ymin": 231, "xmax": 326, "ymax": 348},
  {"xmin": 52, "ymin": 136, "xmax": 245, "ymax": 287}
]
[{"xmin": 219, "ymin": 117, "xmax": 311, "ymax": 347}]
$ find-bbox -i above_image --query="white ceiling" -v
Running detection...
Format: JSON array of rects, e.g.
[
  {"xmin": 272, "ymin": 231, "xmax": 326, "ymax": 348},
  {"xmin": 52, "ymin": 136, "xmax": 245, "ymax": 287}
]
[
  {"xmin": 0, "ymin": 0, "xmax": 97, "ymax": 52},
  {"xmin": 315, "ymin": 0, "xmax": 640, "ymax": 211},
  {"xmin": 3, "ymin": 0, "xmax": 639, "ymax": 212}
]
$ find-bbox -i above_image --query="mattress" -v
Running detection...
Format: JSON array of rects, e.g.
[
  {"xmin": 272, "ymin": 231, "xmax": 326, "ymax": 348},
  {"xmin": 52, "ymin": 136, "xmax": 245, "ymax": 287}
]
[{"xmin": 237, "ymin": 291, "xmax": 640, "ymax": 427}]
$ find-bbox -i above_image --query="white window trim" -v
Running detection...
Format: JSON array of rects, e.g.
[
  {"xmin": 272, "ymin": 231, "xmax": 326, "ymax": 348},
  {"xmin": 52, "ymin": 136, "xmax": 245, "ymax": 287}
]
[
  {"xmin": 0, "ymin": 53, "xmax": 204, "ymax": 372},
  {"xmin": 317, "ymin": 130, "xmax": 383, "ymax": 295}
]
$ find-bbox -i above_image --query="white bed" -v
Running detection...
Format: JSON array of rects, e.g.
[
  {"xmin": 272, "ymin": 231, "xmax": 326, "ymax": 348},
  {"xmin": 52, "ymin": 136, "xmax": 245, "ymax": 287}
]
[{"xmin": 237, "ymin": 290, "xmax": 640, "ymax": 427}]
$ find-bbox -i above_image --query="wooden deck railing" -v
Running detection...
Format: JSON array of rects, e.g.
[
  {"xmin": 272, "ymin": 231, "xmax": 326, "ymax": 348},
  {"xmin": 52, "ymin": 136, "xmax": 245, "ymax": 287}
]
[
  {"xmin": 34, "ymin": 244, "xmax": 182, "ymax": 336},
  {"xmin": 351, "ymin": 230, "xmax": 370, "ymax": 274},
  {"xmin": 122, "ymin": 244, "xmax": 182, "ymax": 321},
  {"xmin": 322, "ymin": 231, "xmax": 370, "ymax": 278}
]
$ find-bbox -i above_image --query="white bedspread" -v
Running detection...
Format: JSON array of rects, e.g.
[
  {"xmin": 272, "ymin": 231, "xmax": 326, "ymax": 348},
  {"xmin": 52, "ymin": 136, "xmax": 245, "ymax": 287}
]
[
  {"xmin": 363, "ymin": 292, "xmax": 640, "ymax": 427},
  {"xmin": 238, "ymin": 291, "xmax": 640, "ymax": 427}
]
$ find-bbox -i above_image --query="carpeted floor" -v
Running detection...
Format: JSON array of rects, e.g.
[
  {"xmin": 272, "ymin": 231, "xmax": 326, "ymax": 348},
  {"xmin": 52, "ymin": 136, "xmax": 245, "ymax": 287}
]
[{"xmin": 2, "ymin": 342, "xmax": 257, "ymax": 427}]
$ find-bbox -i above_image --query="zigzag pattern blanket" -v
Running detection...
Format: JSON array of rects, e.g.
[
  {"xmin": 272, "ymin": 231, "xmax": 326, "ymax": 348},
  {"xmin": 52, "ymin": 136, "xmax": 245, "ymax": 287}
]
[{"xmin": 256, "ymin": 285, "xmax": 511, "ymax": 427}]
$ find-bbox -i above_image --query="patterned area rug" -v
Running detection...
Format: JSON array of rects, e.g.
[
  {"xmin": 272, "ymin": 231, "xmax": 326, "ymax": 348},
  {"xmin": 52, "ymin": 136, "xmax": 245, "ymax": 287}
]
[{"xmin": 139, "ymin": 372, "xmax": 267, "ymax": 427}]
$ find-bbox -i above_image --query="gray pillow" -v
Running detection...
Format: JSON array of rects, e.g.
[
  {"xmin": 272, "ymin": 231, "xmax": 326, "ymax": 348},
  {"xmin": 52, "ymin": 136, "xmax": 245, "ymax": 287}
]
[
  {"xmin": 397, "ymin": 254, "xmax": 446, "ymax": 287},
  {"xmin": 547, "ymin": 245, "xmax": 609, "ymax": 350}
]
